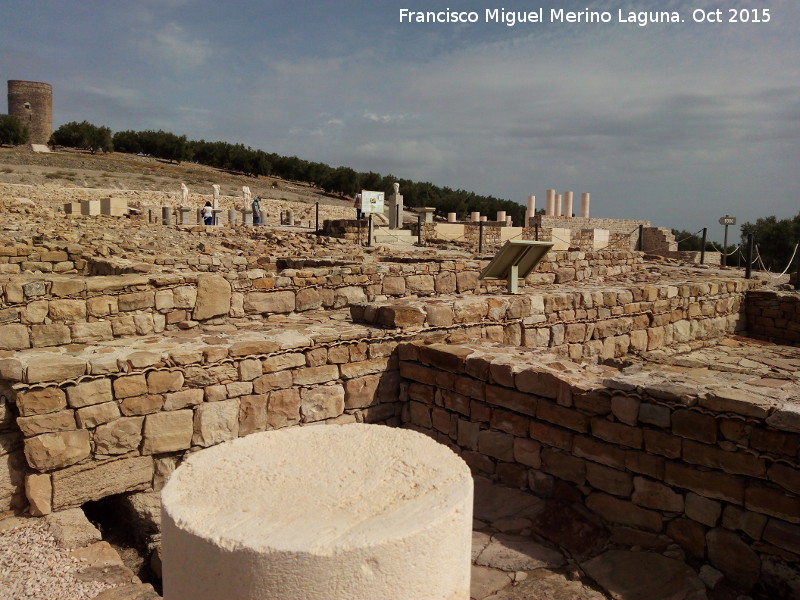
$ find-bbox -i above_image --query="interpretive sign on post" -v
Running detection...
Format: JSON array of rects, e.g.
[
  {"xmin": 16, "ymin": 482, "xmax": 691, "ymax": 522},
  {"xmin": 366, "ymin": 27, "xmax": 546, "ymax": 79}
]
[
  {"xmin": 719, "ymin": 215, "xmax": 736, "ymax": 226},
  {"xmin": 479, "ymin": 240, "xmax": 554, "ymax": 293},
  {"xmin": 719, "ymin": 215, "xmax": 737, "ymax": 267},
  {"xmin": 361, "ymin": 191, "xmax": 385, "ymax": 215}
]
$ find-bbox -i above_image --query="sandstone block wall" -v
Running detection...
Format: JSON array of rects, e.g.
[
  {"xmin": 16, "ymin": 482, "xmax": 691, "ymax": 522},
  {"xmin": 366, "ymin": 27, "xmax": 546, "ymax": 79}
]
[
  {"xmin": 746, "ymin": 290, "xmax": 800, "ymax": 345},
  {"xmin": 2, "ymin": 335, "xmax": 403, "ymax": 513},
  {"xmin": 353, "ymin": 278, "xmax": 762, "ymax": 361},
  {"xmin": 399, "ymin": 341, "xmax": 800, "ymax": 586}
]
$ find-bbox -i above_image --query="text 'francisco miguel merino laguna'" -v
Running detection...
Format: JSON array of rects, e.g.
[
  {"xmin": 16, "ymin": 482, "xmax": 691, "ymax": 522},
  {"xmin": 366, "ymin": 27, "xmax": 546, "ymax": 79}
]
[{"xmin": 399, "ymin": 8, "xmax": 685, "ymax": 27}]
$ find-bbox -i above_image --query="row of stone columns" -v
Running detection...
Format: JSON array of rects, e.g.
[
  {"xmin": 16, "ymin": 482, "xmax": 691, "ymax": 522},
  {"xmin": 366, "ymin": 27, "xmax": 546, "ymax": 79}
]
[
  {"xmin": 541, "ymin": 190, "xmax": 591, "ymax": 218},
  {"xmin": 160, "ymin": 207, "xmax": 294, "ymax": 226}
]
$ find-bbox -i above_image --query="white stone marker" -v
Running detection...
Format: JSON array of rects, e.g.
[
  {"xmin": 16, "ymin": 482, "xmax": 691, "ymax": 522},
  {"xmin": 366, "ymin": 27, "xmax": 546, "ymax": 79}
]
[
  {"xmin": 581, "ymin": 193, "xmax": 591, "ymax": 218},
  {"xmin": 563, "ymin": 191, "xmax": 573, "ymax": 219},
  {"xmin": 546, "ymin": 189, "xmax": 555, "ymax": 216},
  {"xmin": 161, "ymin": 424, "xmax": 474, "ymax": 600}
]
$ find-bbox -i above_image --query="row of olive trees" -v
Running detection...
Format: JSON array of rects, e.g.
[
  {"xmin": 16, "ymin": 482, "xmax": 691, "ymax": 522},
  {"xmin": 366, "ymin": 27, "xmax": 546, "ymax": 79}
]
[
  {"xmin": 49, "ymin": 121, "xmax": 113, "ymax": 154},
  {"xmin": 0, "ymin": 115, "xmax": 30, "ymax": 146},
  {"xmin": 24, "ymin": 119, "xmax": 526, "ymax": 221}
]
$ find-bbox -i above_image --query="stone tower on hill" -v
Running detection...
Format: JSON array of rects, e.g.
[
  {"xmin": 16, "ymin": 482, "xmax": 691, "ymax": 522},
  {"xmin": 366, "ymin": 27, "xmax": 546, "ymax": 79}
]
[{"xmin": 7, "ymin": 80, "xmax": 53, "ymax": 146}]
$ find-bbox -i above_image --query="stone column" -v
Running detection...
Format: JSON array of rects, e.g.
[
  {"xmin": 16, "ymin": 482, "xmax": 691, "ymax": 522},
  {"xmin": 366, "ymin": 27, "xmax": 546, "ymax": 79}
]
[
  {"xmin": 447, "ymin": 213, "xmax": 457, "ymax": 223},
  {"xmin": 581, "ymin": 193, "xmax": 591, "ymax": 218},
  {"xmin": 555, "ymin": 194, "xmax": 562, "ymax": 218},
  {"xmin": 388, "ymin": 184, "xmax": 404, "ymax": 229},
  {"xmin": 563, "ymin": 191, "xmax": 573, "ymax": 219},
  {"xmin": 286, "ymin": 210, "xmax": 294, "ymax": 226},
  {"xmin": 161, "ymin": 206, "xmax": 172, "ymax": 226},
  {"xmin": 506, "ymin": 216, "xmax": 513, "ymax": 226},
  {"xmin": 546, "ymin": 189, "xmax": 555, "ymax": 216},
  {"xmin": 242, "ymin": 210, "xmax": 254, "ymax": 226},
  {"xmin": 470, "ymin": 212, "xmax": 481, "ymax": 222},
  {"xmin": 228, "ymin": 209, "xmax": 237, "ymax": 225},
  {"xmin": 495, "ymin": 210, "xmax": 506, "ymax": 223},
  {"xmin": 526, "ymin": 195, "xmax": 535, "ymax": 225},
  {"xmin": 161, "ymin": 425, "xmax": 473, "ymax": 600}
]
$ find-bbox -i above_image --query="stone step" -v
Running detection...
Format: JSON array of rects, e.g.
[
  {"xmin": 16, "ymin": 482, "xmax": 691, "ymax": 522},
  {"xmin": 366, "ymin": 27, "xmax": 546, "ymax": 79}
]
[{"xmin": 373, "ymin": 229, "xmax": 416, "ymax": 244}]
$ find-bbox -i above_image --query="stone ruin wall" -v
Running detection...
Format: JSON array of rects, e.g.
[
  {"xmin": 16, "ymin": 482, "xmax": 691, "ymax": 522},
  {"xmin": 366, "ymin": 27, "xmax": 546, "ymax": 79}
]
[
  {"xmin": 0, "ymin": 268, "xmax": 767, "ymax": 514},
  {"xmin": 746, "ymin": 290, "xmax": 800, "ymax": 345},
  {"xmin": 399, "ymin": 341, "xmax": 799, "ymax": 590}
]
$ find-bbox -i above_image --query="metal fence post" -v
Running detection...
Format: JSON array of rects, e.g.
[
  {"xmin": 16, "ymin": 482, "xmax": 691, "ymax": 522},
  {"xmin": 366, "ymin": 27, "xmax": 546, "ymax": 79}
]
[
  {"xmin": 745, "ymin": 234, "xmax": 754, "ymax": 279},
  {"xmin": 700, "ymin": 228, "xmax": 707, "ymax": 265}
]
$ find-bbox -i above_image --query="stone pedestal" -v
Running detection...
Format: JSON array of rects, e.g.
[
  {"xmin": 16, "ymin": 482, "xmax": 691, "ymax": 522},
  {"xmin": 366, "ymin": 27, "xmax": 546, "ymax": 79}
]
[
  {"xmin": 388, "ymin": 193, "xmax": 404, "ymax": 229},
  {"xmin": 161, "ymin": 424, "xmax": 473, "ymax": 600},
  {"xmin": 447, "ymin": 213, "xmax": 457, "ymax": 223},
  {"xmin": 286, "ymin": 210, "xmax": 294, "ymax": 226},
  {"xmin": 161, "ymin": 206, "xmax": 173, "ymax": 226},
  {"xmin": 495, "ymin": 210, "xmax": 506, "ymax": 223},
  {"xmin": 227, "ymin": 209, "xmax": 237, "ymax": 225},
  {"xmin": 211, "ymin": 209, "xmax": 223, "ymax": 226},
  {"xmin": 470, "ymin": 211, "xmax": 481, "ymax": 223},
  {"xmin": 100, "ymin": 197, "xmax": 127, "ymax": 216},
  {"xmin": 81, "ymin": 200, "xmax": 101, "ymax": 216},
  {"xmin": 177, "ymin": 207, "xmax": 194, "ymax": 225},
  {"xmin": 64, "ymin": 202, "xmax": 81, "ymax": 215},
  {"xmin": 242, "ymin": 210, "xmax": 253, "ymax": 226}
]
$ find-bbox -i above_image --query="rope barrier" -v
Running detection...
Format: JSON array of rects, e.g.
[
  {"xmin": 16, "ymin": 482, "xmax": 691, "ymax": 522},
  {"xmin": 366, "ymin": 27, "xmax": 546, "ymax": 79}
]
[{"xmin": 753, "ymin": 243, "xmax": 799, "ymax": 278}]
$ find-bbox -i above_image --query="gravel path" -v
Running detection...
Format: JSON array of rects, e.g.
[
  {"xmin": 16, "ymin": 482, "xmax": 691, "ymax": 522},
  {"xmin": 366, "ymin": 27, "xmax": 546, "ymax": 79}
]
[{"xmin": 0, "ymin": 519, "xmax": 114, "ymax": 600}]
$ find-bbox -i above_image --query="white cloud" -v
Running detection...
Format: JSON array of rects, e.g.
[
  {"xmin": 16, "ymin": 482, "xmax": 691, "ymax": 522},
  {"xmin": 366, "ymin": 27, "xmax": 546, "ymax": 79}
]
[{"xmin": 139, "ymin": 23, "xmax": 213, "ymax": 70}]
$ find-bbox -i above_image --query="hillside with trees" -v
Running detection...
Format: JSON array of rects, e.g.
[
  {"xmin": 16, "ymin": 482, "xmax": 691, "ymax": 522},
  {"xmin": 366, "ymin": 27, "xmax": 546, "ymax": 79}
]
[{"xmin": 47, "ymin": 122, "xmax": 526, "ymax": 223}]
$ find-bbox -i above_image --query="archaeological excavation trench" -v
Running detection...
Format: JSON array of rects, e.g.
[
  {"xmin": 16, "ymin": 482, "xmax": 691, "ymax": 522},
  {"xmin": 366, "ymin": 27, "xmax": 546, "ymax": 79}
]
[{"xmin": 1, "ymin": 193, "xmax": 799, "ymax": 599}]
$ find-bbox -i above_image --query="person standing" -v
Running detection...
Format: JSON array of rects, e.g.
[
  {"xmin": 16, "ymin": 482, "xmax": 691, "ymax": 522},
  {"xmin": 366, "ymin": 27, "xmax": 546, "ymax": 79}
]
[
  {"xmin": 202, "ymin": 201, "xmax": 213, "ymax": 225},
  {"xmin": 354, "ymin": 192, "xmax": 363, "ymax": 220},
  {"xmin": 252, "ymin": 196, "xmax": 262, "ymax": 225}
]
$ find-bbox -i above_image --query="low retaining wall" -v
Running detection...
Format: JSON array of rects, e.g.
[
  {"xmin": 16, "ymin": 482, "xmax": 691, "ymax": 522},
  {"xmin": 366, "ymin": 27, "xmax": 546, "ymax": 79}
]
[
  {"xmin": 352, "ymin": 278, "xmax": 763, "ymax": 360},
  {"xmin": 399, "ymin": 341, "xmax": 800, "ymax": 591},
  {"xmin": 746, "ymin": 290, "xmax": 800, "ymax": 345},
  {"xmin": 0, "ymin": 324, "xmax": 405, "ymax": 513}
]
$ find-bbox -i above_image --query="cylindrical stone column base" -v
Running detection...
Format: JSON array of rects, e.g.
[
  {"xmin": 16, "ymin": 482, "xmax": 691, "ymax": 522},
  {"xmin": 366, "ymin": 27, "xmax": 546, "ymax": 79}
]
[
  {"xmin": 161, "ymin": 424, "xmax": 473, "ymax": 600},
  {"xmin": 581, "ymin": 193, "xmax": 591, "ymax": 218},
  {"xmin": 447, "ymin": 212, "xmax": 457, "ymax": 223},
  {"xmin": 161, "ymin": 206, "xmax": 172, "ymax": 226}
]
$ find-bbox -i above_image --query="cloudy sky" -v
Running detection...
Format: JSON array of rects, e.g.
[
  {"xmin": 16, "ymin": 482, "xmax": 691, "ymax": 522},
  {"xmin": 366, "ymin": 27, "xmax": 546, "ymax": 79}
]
[{"xmin": 2, "ymin": 0, "xmax": 798, "ymax": 239}]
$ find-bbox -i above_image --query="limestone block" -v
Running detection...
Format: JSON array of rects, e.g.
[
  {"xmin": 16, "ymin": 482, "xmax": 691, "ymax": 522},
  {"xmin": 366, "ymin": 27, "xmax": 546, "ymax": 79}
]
[
  {"xmin": 238, "ymin": 394, "xmax": 268, "ymax": 437},
  {"xmin": 163, "ymin": 388, "xmax": 204, "ymax": 410},
  {"xmin": 94, "ymin": 417, "xmax": 144, "ymax": 454},
  {"xmin": 244, "ymin": 290, "xmax": 295, "ymax": 314},
  {"xmin": 30, "ymin": 323, "xmax": 71, "ymax": 347},
  {"xmin": 64, "ymin": 201, "xmax": 81, "ymax": 214},
  {"xmin": 21, "ymin": 299, "xmax": 48, "ymax": 324},
  {"xmin": 70, "ymin": 321, "xmax": 114, "ymax": 343},
  {"xmin": 113, "ymin": 374, "xmax": 148, "ymax": 399},
  {"xmin": 0, "ymin": 323, "xmax": 31, "ymax": 350},
  {"xmin": 51, "ymin": 455, "xmax": 154, "ymax": 511},
  {"xmin": 173, "ymin": 285, "xmax": 198, "ymax": 309},
  {"xmin": 17, "ymin": 410, "xmax": 76, "ymax": 436},
  {"xmin": 382, "ymin": 276, "xmax": 406, "ymax": 295},
  {"xmin": 293, "ymin": 364, "xmax": 339, "ymax": 386},
  {"xmin": 226, "ymin": 381, "xmax": 253, "ymax": 398},
  {"xmin": 76, "ymin": 401, "xmax": 121, "ymax": 428},
  {"xmin": 120, "ymin": 394, "xmax": 165, "ymax": 416},
  {"xmin": 24, "ymin": 430, "xmax": 91, "ymax": 472},
  {"xmin": 453, "ymin": 297, "xmax": 489, "ymax": 323},
  {"xmin": 48, "ymin": 299, "xmax": 87, "ymax": 322},
  {"xmin": 253, "ymin": 371, "xmax": 293, "ymax": 393},
  {"xmin": 343, "ymin": 374, "xmax": 381, "ymax": 409},
  {"xmin": 295, "ymin": 288, "xmax": 322, "ymax": 311},
  {"xmin": 67, "ymin": 378, "xmax": 113, "ymax": 408},
  {"xmin": 100, "ymin": 197, "xmax": 127, "ymax": 216},
  {"xmin": 26, "ymin": 355, "xmax": 87, "ymax": 383},
  {"xmin": 194, "ymin": 275, "xmax": 232, "ymax": 320},
  {"xmin": 300, "ymin": 385, "xmax": 345, "ymax": 422},
  {"xmin": 46, "ymin": 507, "xmax": 102, "ymax": 548},
  {"xmin": 333, "ymin": 286, "xmax": 368, "ymax": 309},
  {"xmin": 16, "ymin": 387, "xmax": 67, "ymax": 416},
  {"xmin": 456, "ymin": 271, "xmax": 479, "ymax": 293},
  {"xmin": 142, "ymin": 410, "xmax": 194, "ymax": 454},
  {"xmin": 147, "ymin": 370, "xmax": 184, "ymax": 394},
  {"xmin": 631, "ymin": 477, "xmax": 684, "ymax": 512},
  {"xmin": 267, "ymin": 388, "xmax": 301, "ymax": 428},
  {"xmin": 25, "ymin": 472, "xmax": 52, "ymax": 516},
  {"xmin": 406, "ymin": 275, "xmax": 435, "ymax": 295},
  {"xmin": 0, "ymin": 450, "xmax": 26, "ymax": 511},
  {"xmin": 586, "ymin": 492, "xmax": 663, "ymax": 532},
  {"xmin": 193, "ymin": 399, "xmax": 240, "ymax": 447},
  {"xmin": 80, "ymin": 199, "xmax": 101, "ymax": 216},
  {"xmin": 87, "ymin": 295, "xmax": 118, "ymax": 317},
  {"xmin": 706, "ymin": 528, "xmax": 761, "ymax": 590}
]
